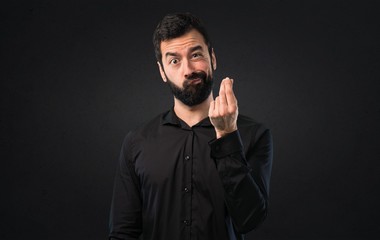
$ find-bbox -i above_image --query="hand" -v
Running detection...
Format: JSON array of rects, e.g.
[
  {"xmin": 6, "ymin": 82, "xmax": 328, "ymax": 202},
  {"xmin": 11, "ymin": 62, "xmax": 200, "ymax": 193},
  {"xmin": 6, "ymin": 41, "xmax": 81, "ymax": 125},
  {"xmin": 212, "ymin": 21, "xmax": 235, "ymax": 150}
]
[{"xmin": 209, "ymin": 77, "xmax": 239, "ymax": 138}]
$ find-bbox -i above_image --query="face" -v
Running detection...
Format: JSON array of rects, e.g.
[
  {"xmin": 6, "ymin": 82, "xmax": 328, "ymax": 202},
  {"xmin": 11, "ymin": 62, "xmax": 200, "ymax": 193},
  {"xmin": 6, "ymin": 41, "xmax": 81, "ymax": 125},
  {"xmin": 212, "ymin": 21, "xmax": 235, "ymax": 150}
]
[{"xmin": 158, "ymin": 29, "xmax": 217, "ymax": 106}]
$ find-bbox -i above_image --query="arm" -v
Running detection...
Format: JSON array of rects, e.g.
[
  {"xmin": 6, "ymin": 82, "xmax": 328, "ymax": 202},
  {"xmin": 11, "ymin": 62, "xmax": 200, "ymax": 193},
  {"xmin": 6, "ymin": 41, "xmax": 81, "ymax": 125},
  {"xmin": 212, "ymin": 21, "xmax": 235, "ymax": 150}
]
[
  {"xmin": 108, "ymin": 132, "xmax": 142, "ymax": 240},
  {"xmin": 209, "ymin": 127, "xmax": 273, "ymax": 233},
  {"xmin": 209, "ymin": 78, "xmax": 273, "ymax": 233}
]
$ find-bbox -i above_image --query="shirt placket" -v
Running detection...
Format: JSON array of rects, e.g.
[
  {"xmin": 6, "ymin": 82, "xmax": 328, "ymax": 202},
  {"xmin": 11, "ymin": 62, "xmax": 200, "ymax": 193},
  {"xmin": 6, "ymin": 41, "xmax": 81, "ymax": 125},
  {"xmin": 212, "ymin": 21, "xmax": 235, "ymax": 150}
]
[{"xmin": 183, "ymin": 129, "xmax": 194, "ymax": 240}]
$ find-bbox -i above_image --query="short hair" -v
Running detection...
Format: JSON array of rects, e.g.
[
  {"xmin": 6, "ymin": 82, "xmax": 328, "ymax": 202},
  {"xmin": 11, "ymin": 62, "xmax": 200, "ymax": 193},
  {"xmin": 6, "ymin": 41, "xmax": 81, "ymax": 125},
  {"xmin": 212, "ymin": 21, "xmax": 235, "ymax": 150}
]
[{"xmin": 152, "ymin": 12, "xmax": 212, "ymax": 64}]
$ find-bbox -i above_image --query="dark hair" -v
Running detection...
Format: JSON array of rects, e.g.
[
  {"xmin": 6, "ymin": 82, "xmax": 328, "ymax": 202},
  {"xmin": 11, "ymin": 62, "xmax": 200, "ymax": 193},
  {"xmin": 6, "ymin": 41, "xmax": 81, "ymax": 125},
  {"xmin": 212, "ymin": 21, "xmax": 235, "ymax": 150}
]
[{"xmin": 152, "ymin": 12, "xmax": 212, "ymax": 64}]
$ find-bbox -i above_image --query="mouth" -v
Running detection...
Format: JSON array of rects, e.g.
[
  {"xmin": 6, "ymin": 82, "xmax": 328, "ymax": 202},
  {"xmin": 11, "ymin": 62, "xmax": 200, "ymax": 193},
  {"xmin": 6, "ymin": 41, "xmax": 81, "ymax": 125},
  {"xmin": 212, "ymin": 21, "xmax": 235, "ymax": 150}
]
[{"xmin": 188, "ymin": 78, "xmax": 202, "ymax": 85}]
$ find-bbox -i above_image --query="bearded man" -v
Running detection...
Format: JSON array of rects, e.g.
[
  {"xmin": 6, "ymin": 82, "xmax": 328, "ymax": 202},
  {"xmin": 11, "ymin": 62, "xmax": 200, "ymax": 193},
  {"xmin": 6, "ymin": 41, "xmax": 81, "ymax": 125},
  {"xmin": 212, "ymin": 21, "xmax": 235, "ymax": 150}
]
[{"xmin": 108, "ymin": 12, "xmax": 273, "ymax": 240}]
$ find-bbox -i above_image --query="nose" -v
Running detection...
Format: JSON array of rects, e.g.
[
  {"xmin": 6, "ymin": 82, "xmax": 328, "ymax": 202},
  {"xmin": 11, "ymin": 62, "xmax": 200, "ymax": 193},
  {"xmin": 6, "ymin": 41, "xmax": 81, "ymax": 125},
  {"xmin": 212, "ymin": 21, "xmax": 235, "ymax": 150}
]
[{"xmin": 183, "ymin": 59, "xmax": 196, "ymax": 79}]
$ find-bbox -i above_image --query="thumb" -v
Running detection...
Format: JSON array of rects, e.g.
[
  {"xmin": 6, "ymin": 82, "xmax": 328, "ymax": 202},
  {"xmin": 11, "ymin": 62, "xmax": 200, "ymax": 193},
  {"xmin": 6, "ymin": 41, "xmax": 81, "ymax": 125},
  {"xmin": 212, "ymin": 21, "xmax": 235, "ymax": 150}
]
[{"xmin": 208, "ymin": 100, "xmax": 215, "ymax": 116}]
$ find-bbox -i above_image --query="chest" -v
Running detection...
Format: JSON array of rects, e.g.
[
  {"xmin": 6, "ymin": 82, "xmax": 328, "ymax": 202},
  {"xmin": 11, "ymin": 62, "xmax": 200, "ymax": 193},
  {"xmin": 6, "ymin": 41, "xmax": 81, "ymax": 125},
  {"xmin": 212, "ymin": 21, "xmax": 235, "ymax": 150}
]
[{"xmin": 134, "ymin": 127, "xmax": 219, "ymax": 193}]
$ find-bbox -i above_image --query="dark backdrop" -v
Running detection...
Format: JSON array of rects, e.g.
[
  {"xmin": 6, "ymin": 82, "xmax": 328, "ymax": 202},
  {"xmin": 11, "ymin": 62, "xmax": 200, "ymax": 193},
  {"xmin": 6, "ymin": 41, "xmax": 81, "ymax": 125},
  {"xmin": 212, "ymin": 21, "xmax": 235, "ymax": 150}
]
[{"xmin": 2, "ymin": 0, "xmax": 380, "ymax": 239}]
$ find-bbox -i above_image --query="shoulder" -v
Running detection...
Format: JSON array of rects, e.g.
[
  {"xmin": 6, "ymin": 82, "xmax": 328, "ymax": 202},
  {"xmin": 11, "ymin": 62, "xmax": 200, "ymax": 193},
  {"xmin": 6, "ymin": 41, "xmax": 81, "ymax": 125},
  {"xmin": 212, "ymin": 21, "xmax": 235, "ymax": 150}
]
[
  {"xmin": 119, "ymin": 110, "xmax": 169, "ymax": 158},
  {"xmin": 237, "ymin": 114, "xmax": 271, "ymax": 142},
  {"xmin": 124, "ymin": 111, "xmax": 169, "ymax": 144},
  {"xmin": 237, "ymin": 114, "xmax": 268, "ymax": 131},
  {"xmin": 126, "ymin": 110, "xmax": 169, "ymax": 141}
]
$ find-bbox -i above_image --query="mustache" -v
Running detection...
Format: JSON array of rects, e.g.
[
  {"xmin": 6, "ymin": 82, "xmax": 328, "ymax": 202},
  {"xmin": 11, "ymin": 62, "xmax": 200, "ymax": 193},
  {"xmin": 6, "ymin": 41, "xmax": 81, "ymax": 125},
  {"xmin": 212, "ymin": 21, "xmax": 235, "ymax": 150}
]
[{"xmin": 186, "ymin": 71, "xmax": 207, "ymax": 81}]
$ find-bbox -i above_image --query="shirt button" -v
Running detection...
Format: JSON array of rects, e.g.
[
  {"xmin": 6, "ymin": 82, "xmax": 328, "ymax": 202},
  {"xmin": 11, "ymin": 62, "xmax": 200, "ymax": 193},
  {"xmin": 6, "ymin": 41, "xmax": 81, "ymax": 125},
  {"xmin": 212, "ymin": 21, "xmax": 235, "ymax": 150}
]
[
  {"xmin": 184, "ymin": 187, "xmax": 189, "ymax": 193},
  {"xmin": 183, "ymin": 220, "xmax": 191, "ymax": 226},
  {"xmin": 184, "ymin": 155, "xmax": 190, "ymax": 161}
]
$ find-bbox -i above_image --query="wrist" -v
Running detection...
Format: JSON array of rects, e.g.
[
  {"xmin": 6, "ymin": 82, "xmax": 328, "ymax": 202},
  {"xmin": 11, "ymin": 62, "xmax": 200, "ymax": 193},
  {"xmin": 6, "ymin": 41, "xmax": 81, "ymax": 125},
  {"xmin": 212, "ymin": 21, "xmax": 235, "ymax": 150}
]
[{"xmin": 215, "ymin": 128, "xmax": 237, "ymax": 139}]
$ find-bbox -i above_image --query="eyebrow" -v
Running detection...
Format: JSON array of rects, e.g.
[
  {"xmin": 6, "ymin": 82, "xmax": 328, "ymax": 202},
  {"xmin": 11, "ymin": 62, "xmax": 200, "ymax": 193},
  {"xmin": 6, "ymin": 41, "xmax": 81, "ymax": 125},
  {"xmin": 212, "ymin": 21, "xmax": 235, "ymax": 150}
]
[
  {"xmin": 189, "ymin": 45, "xmax": 203, "ymax": 53},
  {"xmin": 164, "ymin": 45, "xmax": 204, "ymax": 58}
]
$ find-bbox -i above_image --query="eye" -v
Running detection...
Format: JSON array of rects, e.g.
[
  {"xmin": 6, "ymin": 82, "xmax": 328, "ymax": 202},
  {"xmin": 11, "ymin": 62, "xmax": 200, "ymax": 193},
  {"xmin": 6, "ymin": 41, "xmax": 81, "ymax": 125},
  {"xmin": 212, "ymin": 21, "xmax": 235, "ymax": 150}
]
[
  {"xmin": 169, "ymin": 58, "xmax": 179, "ymax": 65},
  {"xmin": 192, "ymin": 52, "xmax": 203, "ymax": 58}
]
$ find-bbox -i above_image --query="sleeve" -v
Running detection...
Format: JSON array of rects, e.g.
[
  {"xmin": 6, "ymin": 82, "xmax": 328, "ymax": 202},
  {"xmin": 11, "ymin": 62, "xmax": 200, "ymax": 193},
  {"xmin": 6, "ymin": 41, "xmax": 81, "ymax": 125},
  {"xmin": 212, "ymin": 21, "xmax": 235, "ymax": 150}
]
[
  {"xmin": 209, "ymin": 126, "xmax": 273, "ymax": 234},
  {"xmin": 108, "ymin": 132, "xmax": 142, "ymax": 240}
]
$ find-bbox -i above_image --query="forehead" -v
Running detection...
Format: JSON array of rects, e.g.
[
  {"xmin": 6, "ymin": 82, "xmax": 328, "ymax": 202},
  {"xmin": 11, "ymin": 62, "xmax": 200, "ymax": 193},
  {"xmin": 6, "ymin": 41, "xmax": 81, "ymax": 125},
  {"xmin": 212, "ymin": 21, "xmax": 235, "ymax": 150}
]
[{"xmin": 160, "ymin": 29, "xmax": 207, "ymax": 56}]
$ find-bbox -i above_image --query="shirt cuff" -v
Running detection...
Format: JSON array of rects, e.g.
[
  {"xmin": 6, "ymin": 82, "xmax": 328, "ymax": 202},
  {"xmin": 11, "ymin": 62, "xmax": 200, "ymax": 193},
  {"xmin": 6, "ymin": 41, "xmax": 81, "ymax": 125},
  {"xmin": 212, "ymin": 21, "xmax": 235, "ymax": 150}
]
[{"xmin": 209, "ymin": 130, "xmax": 243, "ymax": 158}]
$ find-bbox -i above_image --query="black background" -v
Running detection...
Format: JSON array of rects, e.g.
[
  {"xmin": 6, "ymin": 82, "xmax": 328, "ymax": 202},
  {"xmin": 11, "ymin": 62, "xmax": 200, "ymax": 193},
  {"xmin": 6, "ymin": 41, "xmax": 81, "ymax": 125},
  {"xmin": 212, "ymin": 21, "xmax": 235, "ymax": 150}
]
[{"xmin": 2, "ymin": 0, "xmax": 380, "ymax": 239}]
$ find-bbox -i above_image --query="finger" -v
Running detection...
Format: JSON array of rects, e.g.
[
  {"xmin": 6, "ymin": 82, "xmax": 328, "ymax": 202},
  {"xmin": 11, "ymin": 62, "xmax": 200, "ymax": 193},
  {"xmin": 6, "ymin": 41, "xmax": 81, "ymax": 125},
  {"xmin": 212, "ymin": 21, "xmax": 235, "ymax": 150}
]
[
  {"xmin": 225, "ymin": 78, "xmax": 237, "ymax": 108},
  {"xmin": 208, "ymin": 100, "xmax": 215, "ymax": 117},
  {"xmin": 219, "ymin": 77, "xmax": 227, "ymax": 95},
  {"xmin": 219, "ymin": 79, "xmax": 228, "ymax": 116},
  {"xmin": 215, "ymin": 96, "xmax": 220, "ymax": 116}
]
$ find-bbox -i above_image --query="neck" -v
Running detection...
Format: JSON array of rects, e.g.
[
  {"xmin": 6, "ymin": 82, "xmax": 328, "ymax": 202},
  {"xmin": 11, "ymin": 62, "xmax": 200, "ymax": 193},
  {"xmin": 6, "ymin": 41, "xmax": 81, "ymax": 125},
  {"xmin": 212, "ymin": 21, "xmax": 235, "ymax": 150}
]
[{"xmin": 173, "ymin": 94, "xmax": 213, "ymax": 127}]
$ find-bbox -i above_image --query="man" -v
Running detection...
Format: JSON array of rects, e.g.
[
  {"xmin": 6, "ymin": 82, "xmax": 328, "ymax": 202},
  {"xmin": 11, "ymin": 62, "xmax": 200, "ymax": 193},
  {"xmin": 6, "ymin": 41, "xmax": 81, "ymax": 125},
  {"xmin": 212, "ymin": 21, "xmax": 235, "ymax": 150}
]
[{"xmin": 108, "ymin": 12, "xmax": 273, "ymax": 240}]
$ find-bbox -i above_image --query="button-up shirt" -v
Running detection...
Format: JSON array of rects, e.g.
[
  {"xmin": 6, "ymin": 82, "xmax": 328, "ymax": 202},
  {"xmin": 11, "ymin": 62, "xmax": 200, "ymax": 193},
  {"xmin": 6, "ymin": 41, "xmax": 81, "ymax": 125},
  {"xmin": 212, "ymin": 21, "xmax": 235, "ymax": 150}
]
[{"xmin": 108, "ymin": 108, "xmax": 273, "ymax": 240}]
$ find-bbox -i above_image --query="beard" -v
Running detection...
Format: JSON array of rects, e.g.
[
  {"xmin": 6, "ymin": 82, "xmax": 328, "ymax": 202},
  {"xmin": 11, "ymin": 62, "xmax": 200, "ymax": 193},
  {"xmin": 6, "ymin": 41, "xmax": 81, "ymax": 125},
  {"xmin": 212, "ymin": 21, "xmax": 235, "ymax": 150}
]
[{"xmin": 166, "ymin": 71, "xmax": 213, "ymax": 107}]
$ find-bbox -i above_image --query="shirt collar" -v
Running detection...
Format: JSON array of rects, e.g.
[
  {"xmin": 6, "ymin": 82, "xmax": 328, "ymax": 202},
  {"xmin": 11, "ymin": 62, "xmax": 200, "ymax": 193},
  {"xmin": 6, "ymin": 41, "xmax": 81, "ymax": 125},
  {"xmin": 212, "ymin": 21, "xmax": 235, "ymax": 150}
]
[{"xmin": 161, "ymin": 107, "xmax": 213, "ymax": 128}]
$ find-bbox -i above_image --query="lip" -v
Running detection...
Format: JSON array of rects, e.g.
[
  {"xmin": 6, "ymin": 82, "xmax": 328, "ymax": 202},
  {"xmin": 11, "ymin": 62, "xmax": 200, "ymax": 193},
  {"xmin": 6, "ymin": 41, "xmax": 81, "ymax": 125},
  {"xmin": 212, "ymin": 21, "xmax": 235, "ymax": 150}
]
[{"xmin": 188, "ymin": 78, "xmax": 202, "ymax": 84}]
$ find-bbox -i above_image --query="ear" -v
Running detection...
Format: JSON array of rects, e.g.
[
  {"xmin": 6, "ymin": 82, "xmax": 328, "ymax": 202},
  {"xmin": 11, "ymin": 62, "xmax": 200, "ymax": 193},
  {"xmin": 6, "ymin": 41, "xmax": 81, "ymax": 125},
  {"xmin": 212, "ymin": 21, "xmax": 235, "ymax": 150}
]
[
  {"xmin": 157, "ymin": 61, "xmax": 167, "ymax": 82},
  {"xmin": 211, "ymin": 48, "xmax": 217, "ymax": 71}
]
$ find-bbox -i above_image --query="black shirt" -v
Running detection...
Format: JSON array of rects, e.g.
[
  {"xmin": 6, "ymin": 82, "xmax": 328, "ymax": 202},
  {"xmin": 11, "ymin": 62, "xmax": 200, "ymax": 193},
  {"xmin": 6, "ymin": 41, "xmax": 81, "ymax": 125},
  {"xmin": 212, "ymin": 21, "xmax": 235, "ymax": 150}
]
[{"xmin": 108, "ymin": 108, "xmax": 273, "ymax": 240}]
